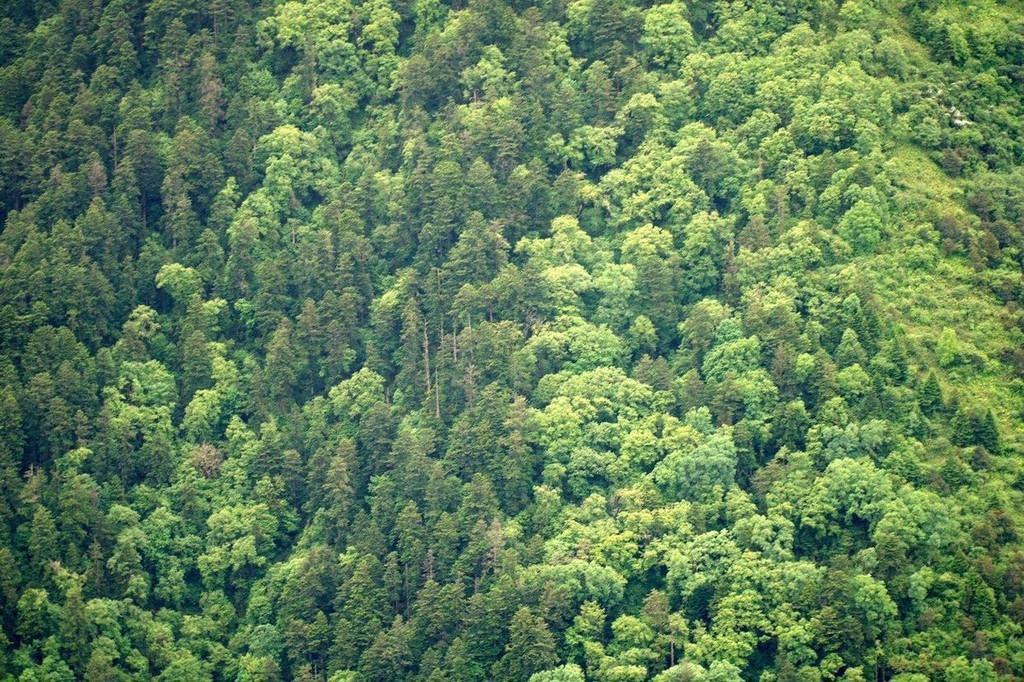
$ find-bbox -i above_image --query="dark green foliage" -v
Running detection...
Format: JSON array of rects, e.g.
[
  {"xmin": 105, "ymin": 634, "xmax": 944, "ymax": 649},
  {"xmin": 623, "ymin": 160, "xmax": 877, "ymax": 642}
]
[
  {"xmin": 0, "ymin": 0, "xmax": 1022, "ymax": 679},
  {"xmin": 491, "ymin": 607, "xmax": 559, "ymax": 681},
  {"xmin": 919, "ymin": 371, "xmax": 944, "ymax": 416}
]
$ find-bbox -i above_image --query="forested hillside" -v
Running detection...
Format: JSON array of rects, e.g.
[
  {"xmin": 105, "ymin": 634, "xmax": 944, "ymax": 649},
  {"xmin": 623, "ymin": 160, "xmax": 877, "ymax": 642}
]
[{"xmin": 1, "ymin": 0, "xmax": 1024, "ymax": 679}]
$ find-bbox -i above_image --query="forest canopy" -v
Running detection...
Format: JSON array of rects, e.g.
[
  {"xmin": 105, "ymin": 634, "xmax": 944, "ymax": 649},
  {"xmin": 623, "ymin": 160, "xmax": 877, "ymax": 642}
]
[{"xmin": 1, "ymin": 0, "xmax": 1024, "ymax": 680}]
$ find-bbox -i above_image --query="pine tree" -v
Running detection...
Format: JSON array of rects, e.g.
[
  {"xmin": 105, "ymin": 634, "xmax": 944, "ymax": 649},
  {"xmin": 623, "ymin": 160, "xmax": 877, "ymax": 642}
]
[
  {"xmin": 332, "ymin": 556, "xmax": 390, "ymax": 666},
  {"xmin": 835, "ymin": 327, "xmax": 867, "ymax": 368},
  {"xmin": 977, "ymin": 409, "xmax": 1000, "ymax": 454},
  {"xmin": 360, "ymin": 615, "xmax": 414, "ymax": 682},
  {"xmin": 263, "ymin": 318, "xmax": 302, "ymax": 410},
  {"xmin": 491, "ymin": 607, "xmax": 559, "ymax": 682},
  {"xmin": 950, "ymin": 407, "xmax": 976, "ymax": 447},
  {"xmin": 28, "ymin": 506, "xmax": 59, "ymax": 581},
  {"xmin": 919, "ymin": 372, "xmax": 944, "ymax": 416},
  {"xmin": 432, "ymin": 636, "xmax": 486, "ymax": 682},
  {"xmin": 57, "ymin": 580, "xmax": 90, "ymax": 674}
]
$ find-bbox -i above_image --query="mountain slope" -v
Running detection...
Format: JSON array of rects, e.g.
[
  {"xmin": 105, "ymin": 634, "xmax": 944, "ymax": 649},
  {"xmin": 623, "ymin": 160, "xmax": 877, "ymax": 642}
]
[{"xmin": 1, "ymin": 0, "xmax": 1023, "ymax": 679}]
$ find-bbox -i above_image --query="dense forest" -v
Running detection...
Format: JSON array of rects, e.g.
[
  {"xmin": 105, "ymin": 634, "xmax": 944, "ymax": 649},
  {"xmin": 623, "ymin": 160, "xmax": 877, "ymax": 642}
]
[{"xmin": 1, "ymin": 0, "xmax": 1024, "ymax": 679}]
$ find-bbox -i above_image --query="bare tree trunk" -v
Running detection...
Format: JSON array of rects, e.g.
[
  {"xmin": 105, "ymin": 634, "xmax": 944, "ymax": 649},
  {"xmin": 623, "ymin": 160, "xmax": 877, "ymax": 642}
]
[
  {"xmin": 434, "ymin": 367, "xmax": 441, "ymax": 418},
  {"xmin": 452, "ymin": 316, "xmax": 458, "ymax": 362},
  {"xmin": 422, "ymin": 321, "xmax": 431, "ymax": 395}
]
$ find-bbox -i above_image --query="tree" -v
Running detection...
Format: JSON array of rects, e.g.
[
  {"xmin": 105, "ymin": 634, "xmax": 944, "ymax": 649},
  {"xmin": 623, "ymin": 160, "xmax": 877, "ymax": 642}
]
[
  {"xmin": 360, "ymin": 616, "xmax": 414, "ymax": 681},
  {"xmin": 976, "ymin": 409, "xmax": 1000, "ymax": 453},
  {"xmin": 28, "ymin": 505, "xmax": 59, "ymax": 580},
  {"xmin": 950, "ymin": 407, "xmax": 976, "ymax": 447},
  {"xmin": 492, "ymin": 607, "xmax": 560, "ymax": 682},
  {"xmin": 263, "ymin": 317, "xmax": 303, "ymax": 409},
  {"xmin": 835, "ymin": 328, "xmax": 867, "ymax": 368},
  {"xmin": 837, "ymin": 199, "xmax": 882, "ymax": 255},
  {"xmin": 321, "ymin": 439, "xmax": 357, "ymax": 539},
  {"xmin": 936, "ymin": 327, "xmax": 960, "ymax": 368},
  {"xmin": 331, "ymin": 556, "xmax": 389, "ymax": 667},
  {"xmin": 621, "ymin": 225, "xmax": 681, "ymax": 346},
  {"xmin": 17, "ymin": 587, "xmax": 56, "ymax": 643},
  {"xmin": 919, "ymin": 372, "xmax": 944, "ymax": 416},
  {"xmin": 652, "ymin": 429, "xmax": 737, "ymax": 502},
  {"xmin": 56, "ymin": 573, "xmax": 90, "ymax": 674},
  {"xmin": 530, "ymin": 664, "xmax": 586, "ymax": 682},
  {"xmin": 197, "ymin": 503, "xmax": 279, "ymax": 594},
  {"xmin": 444, "ymin": 211, "xmax": 510, "ymax": 288},
  {"xmin": 260, "ymin": 0, "xmax": 363, "ymax": 98},
  {"xmin": 641, "ymin": 3, "xmax": 695, "ymax": 70},
  {"xmin": 430, "ymin": 636, "xmax": 486, "ymax": 682}
]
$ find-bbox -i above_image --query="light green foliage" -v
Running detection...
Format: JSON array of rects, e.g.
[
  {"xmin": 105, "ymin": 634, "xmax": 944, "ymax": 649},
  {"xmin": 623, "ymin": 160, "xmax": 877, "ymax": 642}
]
[
  {"xmin": 642, "ymin": 3, "xmax": 695, "ymax": 70},
  {"xmin": 462, "ymin": 47, "xmax": 516, "ymax": 102},
  {"xmin": 520, "ymin": 216, "xmax": 598, "ymax": 270},
  {"xmin": 182, "ymin": 343, "xmax": 240, "ymax": 442},
  {"xmin": 837, "ymin": 199, "xmax": 883, "ymax": 255},
  {"xmin": 253, "ymin": 125, "xmax": 339, "ymax": 216},
  {"xmin": 800, "ymin": 458, "xmax": 895, "ymax": 536},
  {"xmin": 198, "ymin": 503, "xmax": 279, "ymax": 589},
  {"xmin": 330, "ymin": 367, "xmax": 388, "ymax": 422},
  {"xmin": 527, "ymin": 561, "xmax": 627, "ymax": 609},
  {"xmin": 260, "ymin": 0, "xmax": 363, "ymax": 96},
  {"xmin": 530, "ymin": 663, "xmax": 586, "ymax": 682},
  {"xmin": 156, "ymin": 263, "xmax": 202, "ymax": 304},
  {"xmin": 1, "ymin": 0, "xmax": 1023, "ymax": 679}
]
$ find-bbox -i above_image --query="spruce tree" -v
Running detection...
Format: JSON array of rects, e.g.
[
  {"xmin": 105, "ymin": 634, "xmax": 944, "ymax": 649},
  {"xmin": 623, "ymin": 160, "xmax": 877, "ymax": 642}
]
[{"xmin": 920, "ymin": 372, "xmax": 944, "ymax": 416}]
